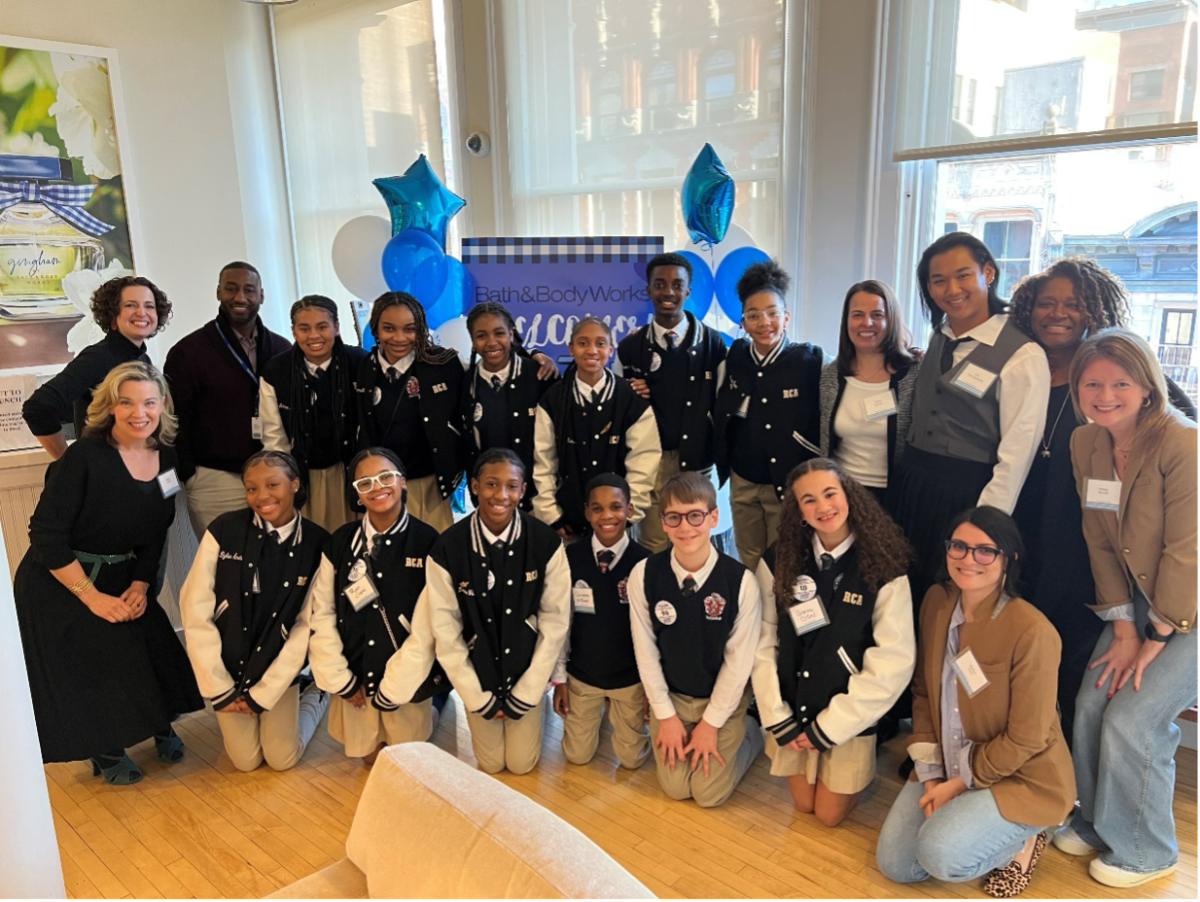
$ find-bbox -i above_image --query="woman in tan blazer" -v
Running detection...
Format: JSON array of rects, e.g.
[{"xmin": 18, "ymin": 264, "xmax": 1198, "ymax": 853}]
[
  {"xmin": 1054, "ymin": 328, "xmax": 1197, "ymax": 889},
  {"xmin": 876, "ymin": 506, "xmax": 1074, "ymax": 898}
]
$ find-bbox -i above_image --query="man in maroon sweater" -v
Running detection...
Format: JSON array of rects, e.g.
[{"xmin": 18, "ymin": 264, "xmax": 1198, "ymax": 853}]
[{"xmin": 164, "ymin": 262, "xmax": 290, "ymax": 540}]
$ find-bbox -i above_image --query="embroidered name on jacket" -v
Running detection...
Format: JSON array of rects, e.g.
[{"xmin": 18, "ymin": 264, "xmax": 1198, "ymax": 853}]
[{"xmin": 218, "ymin": 551, "xmax": 244, "ymax": 561}]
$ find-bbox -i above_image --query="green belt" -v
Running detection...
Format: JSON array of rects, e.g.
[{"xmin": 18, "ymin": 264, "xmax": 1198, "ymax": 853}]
[{"xmin": 74, "ymin": 550, "xmax": 136, "ymax": 582}]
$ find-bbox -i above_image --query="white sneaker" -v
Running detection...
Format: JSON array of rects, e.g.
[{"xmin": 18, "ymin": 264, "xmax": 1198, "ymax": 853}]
[
  {"xmin": 1089, "ymin": 857, "xmax": 1176, "ymax": 888},
  {"xmin": 1051, "ymin": 823, "xmax": 1099, "ymax": 856}
]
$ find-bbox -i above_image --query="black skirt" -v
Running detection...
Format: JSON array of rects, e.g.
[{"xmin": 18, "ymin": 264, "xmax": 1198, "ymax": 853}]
[
  {"xmin": 15, "ymin": 552, "xmax": 203, "ymax": 763},
  {"xmin": 891, "ymin": 445, "xmax": 994, "ymax": 608}
]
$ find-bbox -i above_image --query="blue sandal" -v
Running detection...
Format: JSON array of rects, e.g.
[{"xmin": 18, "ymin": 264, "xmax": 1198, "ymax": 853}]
[
  {"xmin": 154, "ymin": 728, "xmax": 185, "ymax": 764},
  {"xmin": 90, "ymin": 754, "xmax": 142, "ymax": 785}
]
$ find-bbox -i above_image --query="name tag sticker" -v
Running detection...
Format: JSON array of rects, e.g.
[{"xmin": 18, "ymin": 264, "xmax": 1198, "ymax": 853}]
[
  {"xmin": 952, "ymin": 363, "xmax": 997, "ymax": 398},
  {"xmin": 251, "ymin": 416, "xmax": 263, "ymax": 440},
  {"xmin": 788, "ymin": 595, "xmax": 830, "ymax": 636},
  {"xmin": 344, "ymin": 573, "xmax": 379, "ymax": 612},
  {"xmin": 157, "ymin": 467, "xmax": 181, "ymax": 498},
  {"xmin": 951, "ymin": 646, "xmax": 990, "ymax": 698},
  {"xmin": 863, "ymin": 391, "xmax": 898, "ymax": 420},
  {"xmin": 572, "ymin": 581, "xmax": 596, "ymax": 614},
  {"xmin": 1085, "ymin": 477, "xmax": 1122, "ymax": 511}
]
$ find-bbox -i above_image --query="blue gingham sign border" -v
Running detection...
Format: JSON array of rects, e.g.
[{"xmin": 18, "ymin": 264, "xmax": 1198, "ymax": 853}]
[{"xmin": 461, "ymin": 236, "xmax": 663, "ymax": 264}]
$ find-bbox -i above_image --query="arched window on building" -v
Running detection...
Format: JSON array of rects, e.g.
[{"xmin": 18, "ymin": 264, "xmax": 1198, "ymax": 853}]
[
  {"xmin": 703, "ymin": 48, "xmax": 737, "ymax": 124},
  {"xmin": 645, "ymin": 58, "xmax": 678, "ymax": 130},
  {"xmin": 595, "ymin": 69, "xmax": 623, "ymax": 138}
]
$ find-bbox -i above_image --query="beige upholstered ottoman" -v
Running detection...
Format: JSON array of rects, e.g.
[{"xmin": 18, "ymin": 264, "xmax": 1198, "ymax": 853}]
[{"xmin": 268, "ymin": 743, "xmax": 655, "ymax": 899}]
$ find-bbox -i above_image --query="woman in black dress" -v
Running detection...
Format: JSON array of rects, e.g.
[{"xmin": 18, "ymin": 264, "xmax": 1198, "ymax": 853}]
[
  {"xmin": 15, "ymin": 360, "xmax": 202, "ymax": 784},
  {"xmin": 1009, "ymin": 258, "xmax": 1195, "ymax": 747}
]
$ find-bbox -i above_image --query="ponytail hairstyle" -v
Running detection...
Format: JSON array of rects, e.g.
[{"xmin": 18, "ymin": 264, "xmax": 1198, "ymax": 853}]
[
  {"xmin": 465, "ymin": 301, "xmax": 528, "ymax": 372},
  {"xmin": 772, "ymin": 459, "xmax": 910, "ymax": 606},
  {"xmin": 285, "ymin": 295, "xmax": 351, "ymax": 466},
  {"xmin": 345, "ymin": 446, "xmax": 408, "ymax": 511},
  {"xmin": 242, "ymin": 449, "xmax": 308, "ymax": 510},
  {"xmin": 368, "ymin": 291, "xmax": 459, "ymax": 366}
]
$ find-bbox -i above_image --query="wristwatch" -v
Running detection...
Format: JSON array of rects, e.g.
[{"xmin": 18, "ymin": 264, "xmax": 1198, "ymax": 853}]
[{"xmin": 1144, "ymin": 622, "xmax": 1174, "ymax": 643}]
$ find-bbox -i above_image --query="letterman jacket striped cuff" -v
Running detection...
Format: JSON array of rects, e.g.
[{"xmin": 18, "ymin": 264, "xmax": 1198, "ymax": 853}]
[
  {"xmin": 478, "ymin": 693, "xmax": 503, "ymax": 720},
  {"xmin": 372, "ymin": 685, "xmax": 400, "ymax": 711},
  {"xmin": 503, "ymin": 693, "xmax": 537, "ymax": 721},
  {"xmin": 804, "ymin": 719, "xmax": 835, "ymax": 753},
  {"xmin": 765, "ymin": 715, "xmax": 803, "ymax": 749}
]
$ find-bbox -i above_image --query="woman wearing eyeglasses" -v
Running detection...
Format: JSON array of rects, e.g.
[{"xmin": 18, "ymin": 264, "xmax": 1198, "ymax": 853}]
[
  {"xmin": 308, "ymin": 447, "xmax": 444, "ymax": 764},
  {"xmin": 877, "ymin": 506, "xmax": 1074, "ymax": 898}
]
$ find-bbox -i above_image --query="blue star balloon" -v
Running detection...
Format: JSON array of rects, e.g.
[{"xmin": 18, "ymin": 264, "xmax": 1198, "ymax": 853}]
[
  {"xmin": 372, "ymin": 155, "xmax": 466, "ymax": 250},
  {"xmin": 681, "ymin": 143, "xmax": 734, "ymax": 248}
]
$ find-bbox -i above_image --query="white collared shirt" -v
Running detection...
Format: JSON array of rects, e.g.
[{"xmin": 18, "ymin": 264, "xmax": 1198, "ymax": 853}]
[
  {"xmin": 591, "ymin": 532, "xmax": 631, "ymax": 569},
  {"xmin": 303, "ymin": 357, "xmax": 333, "ymax": 377},
  {"xmin": 649, "ymin": 318, "xmax": 686, "ymax": 351},
  {"xmin": 812, "ymin": 531, "xmax": 856, "ymax": 563},
  {"xmin": 574, "ymin": 371, "xmax": 608, "ymax": 404},
  {"xmin": 379, "ymin": 348, "xmax": 416, "ymax": 381},
  {"xmin": 264, "ymin": 512, "xmax": 299, "ymax": 544}
]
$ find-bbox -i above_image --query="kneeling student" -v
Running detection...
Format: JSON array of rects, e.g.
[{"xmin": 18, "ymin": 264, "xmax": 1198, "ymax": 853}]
[
  {"xmin": 387, "ymin": 448, "xmax": 569, "ymax": 774},
  {"xmin": 752, "ymin": 459, "xmax": 915, "ymax": 827},
  {"xmin": 308, "ymin": 448, "xmax": 441, "ymax": 764},
  {"xmin": 181, "ymin": 450, "xmax": 330, "ymax": 772},
  {"xmin": 552, "ymin": 474, "xmax": 652, "ymax": 769},
  {"xmin": 629, "ymin": 471, "xmax": 763, "ymax": 808}
]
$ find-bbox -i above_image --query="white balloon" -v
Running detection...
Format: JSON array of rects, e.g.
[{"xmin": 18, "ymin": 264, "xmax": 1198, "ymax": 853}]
[
  {"xmin": 432, "ymin": 315, "xmax": 473, "ymax": 360},
  {"xmin": 331, "ymin": 215, "xmax": 391, "ymax": 300},
  {"xmin": 683, "ymin": 222, "xmax": 758, "ymax": 272}
]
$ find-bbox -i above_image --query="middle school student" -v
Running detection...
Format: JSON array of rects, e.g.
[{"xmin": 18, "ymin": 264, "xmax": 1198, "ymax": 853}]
[
  {"xmin": 533, "ymin": 316, "xmax": 660, "ymax": 539},
  {"xmin": 552, "ymin": 473, "xmax": 652, "ymax": 769},
  {"xmin": 617, "ymin": 252, "xmax": 728, "ymax": 551},
  {"xmin": 180, "ymin": 450, "xmax": 330, "ymax": 772},
  {"xmin": 629, "ymin": 471, "xmax": 764, "ymax": 808},
  {"xmin": 752, "ymin": 459, "xmax": 914, "ymax": 827},
  {"xmin": 713, "ymin": 260, "xmax": 823, "ymax": 572}
]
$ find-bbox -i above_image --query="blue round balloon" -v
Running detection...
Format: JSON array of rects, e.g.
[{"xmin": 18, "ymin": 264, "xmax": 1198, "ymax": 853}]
[
  {"xmin": 425, "ymin": 257, "xmax": 468, "ymax": 329},
  {"xmin": 713, "ymin": 245, "xmax": 770, "ymax": 322},
  {"xmin": 681, "ymin": 143, "xmax": 735, "ymax": 247},
  {"xmin": 676, "ymin": 250, "xmax": 714, "ymax": 318},
  {"xmin": 381, "ymin": 228, "xmax": 448, "ymax": 299}
]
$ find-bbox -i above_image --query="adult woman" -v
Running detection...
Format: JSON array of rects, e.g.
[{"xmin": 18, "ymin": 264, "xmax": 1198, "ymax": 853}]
[
  {"xmin": 1055, "ymin": 329, "xmax": 1196, "ymax": 888},
  {"xmin": 818, "ymin": 280, "xmax": 919, "ymax": 510},
  {"xmin": 23, "ymin": 276, "xmax": 172, "ymax": 459},
  {"xmin": 890, "ymin": 232, "xmax": 1049, "ymax": 605},
  {"xmin": 14, "ymin": 361, "xmax": 202, "ymax": 784},
  {"xmin": 876, "ymin": 507, "xmax": 1074, "ymax": 897},
  {"xmin": 1009, "ymin": 259, "xmax": 1192, "ymax": 747},
  {"xmin": 260, "ymin": 295, "xmax": 368, "ymax": 532}
]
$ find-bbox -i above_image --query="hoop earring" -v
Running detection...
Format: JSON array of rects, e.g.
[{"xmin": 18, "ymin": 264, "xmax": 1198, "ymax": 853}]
[{"xmin": 1142, "ymin": 396, "xmax": 1151, "ymax": 408}]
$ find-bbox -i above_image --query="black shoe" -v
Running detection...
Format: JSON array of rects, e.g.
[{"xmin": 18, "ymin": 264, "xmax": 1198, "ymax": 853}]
[
  {"xmin": 898, "ymin": 756, "xmax": 914, "ymax": 779},
  {"xmin": 875, "ymin": 713, "xmax": 900, "ymax": 747}
]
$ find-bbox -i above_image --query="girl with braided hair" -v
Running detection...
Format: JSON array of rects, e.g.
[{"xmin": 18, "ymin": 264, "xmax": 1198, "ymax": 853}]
[
  {"xmin": 260, "ymin": 296, "xmax": 369, "ymax": 532},
  {"xmin": 752, "ymin": 459, "xmax": 914, "ymax": 827},
  {"xmin": 462, "ymin": 301, "xmax": 559, "ymax": 511},
  {"xmin": 1009, "ymin": 258, "xmax": 1194, "ymax": 747},
  {"xmin": 355, "ymin": 291, "xmax": 467, "ymax": 531}
]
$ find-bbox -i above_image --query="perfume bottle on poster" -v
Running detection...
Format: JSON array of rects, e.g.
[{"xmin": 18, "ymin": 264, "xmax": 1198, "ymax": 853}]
[{"xmin": 0, "ymin": 152, "xmax": 110, "ymax": 320}]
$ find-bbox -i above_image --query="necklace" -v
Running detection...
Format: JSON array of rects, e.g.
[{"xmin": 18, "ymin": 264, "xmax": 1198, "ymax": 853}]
[{"xmin": 1040, "ymin": 392, "xmax": 1072, "ymax": 458}]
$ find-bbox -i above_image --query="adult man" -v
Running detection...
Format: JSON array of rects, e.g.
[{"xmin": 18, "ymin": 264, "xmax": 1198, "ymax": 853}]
[{"xmin": 164, "ymin": 262, "xmax": 290, "ymax": 539}]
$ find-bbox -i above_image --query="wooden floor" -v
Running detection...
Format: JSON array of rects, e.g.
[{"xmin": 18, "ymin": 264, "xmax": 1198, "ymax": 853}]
[{"xmin": 47, "ymin": 697, "xmax": 1198, "ymax": 899}]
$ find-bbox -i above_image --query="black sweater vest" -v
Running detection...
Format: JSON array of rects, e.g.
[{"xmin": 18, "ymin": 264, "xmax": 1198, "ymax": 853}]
[
  {"xmin": 762, "ymin": 544, "xmax": 881, "ymax": 746},
  {"xmin": 326, "ymin": 515, "xmax": 441, "ymax": 700},
  {"xmin": 714, "ymin": 339, "xmax": 823, "ymax": 496},
  {"xmin": 566, "ymin": 539, "xmax": 651, "ymax": 690},
  {"xmin": 209, "ymin": 509, "xmax": 328, "ymax": 702},
  {"xmin": 645, "ymin": 551, "xmax": 746, "ymax": 699}
]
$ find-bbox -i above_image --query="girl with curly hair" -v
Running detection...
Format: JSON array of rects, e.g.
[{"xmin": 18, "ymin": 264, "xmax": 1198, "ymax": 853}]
[
  {"xmin": 752, "ymin": 458, "xmax": 915, "ymax": 826},
  {"xmin": 23, "ymin": 275, "xmax": 172, "ymax": 459},
  {"xmin": 355, "ymin": 291, "xmax": 466, "ymax": 531}
]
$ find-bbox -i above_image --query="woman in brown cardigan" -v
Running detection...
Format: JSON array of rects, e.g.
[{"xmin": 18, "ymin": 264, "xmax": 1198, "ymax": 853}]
[
  {"xmin": 1053, "ymin": 328, "xmax": 1196, "ymax": 888},
  {"xmin": 876, "ymin": 506, "xmax": 1074, "ymax": 898}
]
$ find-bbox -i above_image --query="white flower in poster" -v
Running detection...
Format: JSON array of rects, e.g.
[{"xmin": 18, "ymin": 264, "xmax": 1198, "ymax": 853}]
[
  {"xmin": 64, "ymin": 259, "xmax": 132, "ymax": 355},
  {"xmin": 47, "ymin": 53, "xmax": 120, "ymax": 179},
  {"xmin": 0, "ymin": 131, "xmax": 59, "ymax": 156}
]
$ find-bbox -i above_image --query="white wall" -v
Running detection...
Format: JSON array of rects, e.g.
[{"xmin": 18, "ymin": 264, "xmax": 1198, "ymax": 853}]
[{"xmin": 0, "ymin": 0, "xmax": 296, "ymax": 347}]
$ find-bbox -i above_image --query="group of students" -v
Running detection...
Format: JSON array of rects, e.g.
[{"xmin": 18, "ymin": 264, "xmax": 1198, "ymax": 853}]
[{"xmin": 14, "ymin": 233, "xmax": 1196, "ymax": 897}]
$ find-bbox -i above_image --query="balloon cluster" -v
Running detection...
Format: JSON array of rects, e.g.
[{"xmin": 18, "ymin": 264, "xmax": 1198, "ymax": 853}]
[{"xmin": 330, "ymin": 155, "xmax": 470, "ymax": 336}]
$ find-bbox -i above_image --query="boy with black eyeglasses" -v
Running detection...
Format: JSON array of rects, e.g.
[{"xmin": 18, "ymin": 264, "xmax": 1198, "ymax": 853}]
[{"xmin": 628, "ymin": 471, "xmax": 763, "ymax": 808}]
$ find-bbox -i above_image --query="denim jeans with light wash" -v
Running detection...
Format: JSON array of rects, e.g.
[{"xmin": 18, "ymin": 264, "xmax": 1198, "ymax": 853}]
[
  {"xmin": 876, "ymin": 780, "xmax": 1041, "ymax": 884},
  {"xmin": 1069, "ymin": 595, "xmax": 1198, "ymax": 874}
]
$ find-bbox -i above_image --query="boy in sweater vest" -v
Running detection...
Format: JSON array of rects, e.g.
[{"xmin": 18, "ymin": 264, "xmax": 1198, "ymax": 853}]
[
  {"xmin": 629, "ymin": 472, "xmax": 764, "ymax": 807},
  {"xmin": 552, "ymin": 474, "xmax": 652, "ymax": 768}
]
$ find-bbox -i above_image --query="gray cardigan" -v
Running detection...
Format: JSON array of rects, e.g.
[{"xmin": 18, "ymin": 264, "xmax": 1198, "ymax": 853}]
[{"xmin": 818, "ymin": 359, "xmax": 920, "ymax": 479}]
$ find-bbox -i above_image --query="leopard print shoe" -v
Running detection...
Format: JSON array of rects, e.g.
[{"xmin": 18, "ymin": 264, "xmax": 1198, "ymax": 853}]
[{"xmin": 983, "ymin": 831, "xmax": 1048, "ymax": 898}]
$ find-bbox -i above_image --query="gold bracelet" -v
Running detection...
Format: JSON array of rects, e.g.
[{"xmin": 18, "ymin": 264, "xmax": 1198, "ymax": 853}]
[{"xmin": 68, "ymin": 576, "xmax": 93, "ymax": 597}]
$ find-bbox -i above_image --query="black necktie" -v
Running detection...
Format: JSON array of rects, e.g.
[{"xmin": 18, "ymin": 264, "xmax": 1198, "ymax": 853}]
[
  {"xmin": 665, "ymin": 331, "xmax": 677, "ymax": 351},
  {"xmin": 819, "ymin": 553, "xmax": 834, "ymax": 571},
  {"xmin": 491, "ymin": 375, "xmax": 502, "ymax": 391},
  {"xmin": 597, "ymin": 549, "xmax": 615, "ymax": 573},
  {"xmin": 386, "ymin": 367, "xmax": 398, "ymax": 384},
  {"xmin": 940, "ymin": 337, "xmax": 968, "ymax": 375},
  {"xmin": 681, "ymin": 575, "xmax": 698, "ymax": 596}
]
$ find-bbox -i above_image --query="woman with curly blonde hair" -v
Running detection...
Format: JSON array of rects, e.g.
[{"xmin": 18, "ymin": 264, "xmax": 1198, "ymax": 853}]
[{"xmin": 751, "ymin": 458, "xmax": 915, "ymax": 826}]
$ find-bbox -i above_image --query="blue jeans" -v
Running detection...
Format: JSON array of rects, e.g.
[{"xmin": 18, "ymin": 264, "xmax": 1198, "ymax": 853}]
[
  {"xmin": 1070, "ymin": 599, "xmax": 1198, "ymax": 874},
  {"xmin": 876, "ymin": 780, "xmax": 1041, "ymax": 883}
]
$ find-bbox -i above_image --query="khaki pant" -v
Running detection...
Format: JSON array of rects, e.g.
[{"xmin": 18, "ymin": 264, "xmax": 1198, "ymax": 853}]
[
  {"xmin": 214, "ymin": 683, "xmax": 328, "ymax": 772},
  {"xmin": 730, "ymin": 471, "xmax": 782, "ymax": 573},
  {"xmin": 649, "ymin": 689, "xmax": 763, "ymax": 808},
  {"xmin": 327, "ymin": 695, "xmax": 432, "ymax": 758},
  {"xmin": 304, "ymin": 462, "xmax": 358, "ymax": 534},
  {"xmin": 184, "ymin": 466, "xmax": 248, "ymax": 540},
  {"xmin": 406, "ymin": 473, "xmax": 453, "ymax": 532},
  {"xmin": 466, "ymin": 697, "xmax": 545, "ymax": 775},
  {"xmin": 637, "ymin": 451, "xmax": 686, "ymax": 553},
  {"xmin": 765, "ymin": 731, "xmax": 877, "ymax": 793},
  {"xmin": 560, "ymin": 677, "xmax": 650, "ymax": 769}
]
